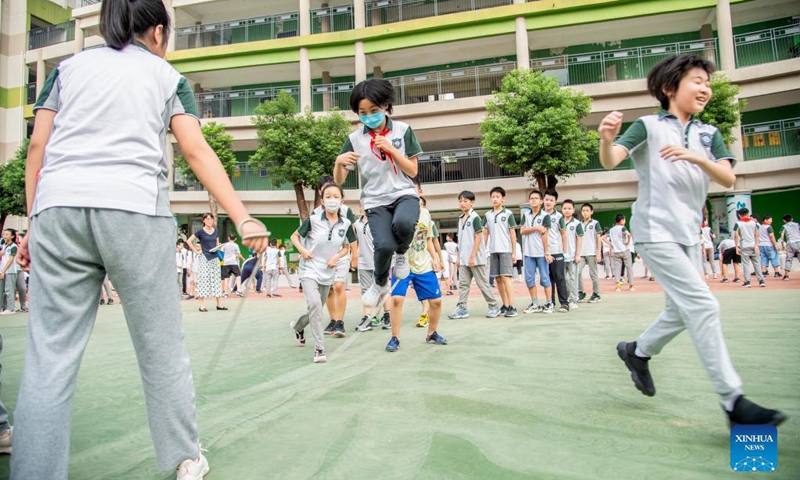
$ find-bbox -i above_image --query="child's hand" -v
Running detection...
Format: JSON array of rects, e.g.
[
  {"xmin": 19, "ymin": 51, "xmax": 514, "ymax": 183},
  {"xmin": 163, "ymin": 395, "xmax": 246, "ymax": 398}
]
[
  {"xmin": 239, "ymin": 221, "xmax": 269, "ymax": 254},
  {"xmin": 469, "ymin": 256, "xmax": 476, "ymax": 267},
  {"xmin": 350, "ymin": 257, "xmax": 358, "ymax": 270},
  {"xmin": 660, "ymin": 145, "xmax": 703, "ymax": 164},
  {"xmin": 300, "ymin": 249, "xmax": 314, "ymax": 260},
  {"xmin": 598, "ymin": 111, "xmax": 624, "ymax": 142},
  {"xmin": 326, "ymin": 256, "xmax": 339, "ymax": 269},
  {"xmin": 511, "ymin": 254, "xmax": 516, "ymax": 264},
  {"xmin": 575, "ymin": 256, "xmax": 582, "ymax": 264},
  {"xmin": 545, "ymin": 254, "xmax": 554, "ymax": 264},
  {"xmin": 16, "ymin": 232, "xmax": 30, "ymax": 271},
  {"xmin": 373, "ymin": 136, "xmax": 395, "ymax": 155},
  {"xmin": 596, "ymin": 253, "xmax": 602, "ymax": 263},
  {"xmin": 336, "ymin": 152, "xmax": 360, "ymax": 169}
]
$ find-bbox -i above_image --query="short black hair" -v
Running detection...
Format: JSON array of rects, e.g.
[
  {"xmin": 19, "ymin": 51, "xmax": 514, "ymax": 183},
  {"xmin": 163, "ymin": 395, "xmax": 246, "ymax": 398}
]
[
  {"xmin": 100, "ymin": 0, "xmax": 171, "ymax": 50},
  {"xmin": 646, "ymin": 54, "xmax": 716, "ymax": 110},
  {"xmin": 350, "ymin": 78, "xmax": 395, "ymax": 115},
  {"xmin": 562, "ymin": 199, "xmax": 575, "ymax": 207},
  {"xmin": 458, "ymin": 190, "xmax": 476, "ymax": 202},
  {"xmin": 763, "ymin": 214, "xmax": 772, "ymax": 221},
  {"xmin": 321, "ymin": 182, "xmax": 344, "ymax": 198},
  {"xmin": 738, "ymin": 207, "xmax": 749, "ymax": 217},
  {"xmin": 489, "ymin": 186, "xmax": 506, "ymax": 197},
  {"xmin": 784, "ymin": 214, "xmax": 793, "ymax": 222},
  {"xmin": 419, "ymin": 196, "xmax": 427, "ymax": 207},
  {"xmin": 615, "ymin": 214, "xmax": 626, "ymax": 223},
  {"xmin": 581, "ymin": 203, "xmax": 594, "ymax": 211},
  {"xmin": 228, "ymin": 234, "xmax": 237, "ymax": 241},
  {"xmin": 528, "ymin": 190, "xmax": 543, "ymax": 201},
  {"xmin": 544, "ymin": 189, "xmax": 558, "ymax": 200},
  {"xmin": 176, "ymin": 240, "xmax": 183, "ymax": 246},
  {"xmin": 752, "ymin": 214, "xmax": 759, "ymax": 222},
  {"xmin": 269, "ymin": 239, "xmax": 278, "ymax": 246},
  {"xmin": 317, "ymin": 176, "xmax": 335, "ymax": 192}
]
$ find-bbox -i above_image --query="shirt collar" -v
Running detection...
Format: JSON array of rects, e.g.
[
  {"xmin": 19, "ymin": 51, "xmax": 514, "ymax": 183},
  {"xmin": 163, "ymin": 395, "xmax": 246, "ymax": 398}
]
[
  {"xmin": 134, "ymin": 40, "xmax": 152, "ymax": 53},
  {"xmin": 657, "ymin": 109, "xmax": 699, "ymax": 123},
  {"xmin": 319, "ymin": 209, "xmax": 341, "ymax": 222},
  {"xmin": 363, "ymin": 115, "xmax": 393, "ymax": 134},
  {"xmin": 459, "ymin": 208, "xmax": 474, "ymax": 219}
]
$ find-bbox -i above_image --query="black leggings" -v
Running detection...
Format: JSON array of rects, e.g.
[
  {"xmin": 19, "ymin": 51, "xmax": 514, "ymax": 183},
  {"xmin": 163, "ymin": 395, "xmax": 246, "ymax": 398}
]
[
  {"xmin": 549, "ymin": 254, "xmax": 568, "ymax": 307},
  {"xmin": 366, "ymin": 195, "xmax": 420, "ymax": 287}
]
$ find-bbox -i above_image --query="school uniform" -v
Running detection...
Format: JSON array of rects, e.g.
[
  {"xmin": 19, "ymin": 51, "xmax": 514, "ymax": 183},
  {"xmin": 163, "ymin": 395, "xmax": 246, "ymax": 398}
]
[
  {"xmin": 520, "ymin": 208, "xmax": 552, "ymax": 293},
  {"xmin": 279, "ymin": 249, "xmax": 294, "ymax": 287},
  {"xmin": 734, "ymin": 218, "xmax": 763, "ymax": 281},
  {"xmin": 340, "ymin": 116, "xmax": 421, "ymax": 287},
  {"xmin": 455, "ymin": 209, "xmax": 498, "ymax": 310},
  {"xmin": 484, "ymin": 207, "xmax": 517, "ymax": 278},
  {"xmin": 313, "ymin": 204, "xmax": 356, "ymax": 284},
  {"xmin": 14, "ymin": 43, "xmax": 201, "ymax": 478},
  {"xmin": 578, "ymin": 218, "xmax": 602, "ymax": 296},
  {"xmin": 354, "ymin": 216, "xmax": 375, "ymax": 295},
  {"xmin": 220, "ymin": 242, "xmax": 242, "ymax": 281},
  {"xmin": 700, "ymin": 225, "xmax": 718, "ymax": 275},
  {"xmin": 544, "ymin": 210, "xmax": 568, "ymax": 308},
  {"xmin": 781, "ymin": 221, "xmax": 800, "ymax": 271},
  {"xmin": 758, "ymin": 224, "xmax": 779, "ymax": 270},
  {"xmin": 263, "ymin": 247, "xmax": 280, "ymax": 295},
  {"xmin": 718, "ymin": 238, "xmax": 739, "ymax": 265},
  {"xmin": 1, "ymin": 243, "xmax": 21, "ymax": 312},
  {"xmin": 608, "ymin": 224, "xmax": 633, "ymax": 285},
  {"xmin": 613, "ymin": 110, "xmax": 742, "ymax": 402},
  {"xmin": 563, "ymin": 218, "xmax": 584, "ymax": 304},
  {"xmin": 291, "ymin": 210, "xmax": 356, "ymax": 352}
]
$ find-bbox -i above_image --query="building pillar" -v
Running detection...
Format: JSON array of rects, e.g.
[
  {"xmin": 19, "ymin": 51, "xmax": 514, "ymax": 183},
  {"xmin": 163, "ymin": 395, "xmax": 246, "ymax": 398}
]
[
  {"xmin": 354, "ymin": 0, "xmax": 366, "ymax": 29},
  {"xmin": 322, "ymin": 70, "xmax": 333, "ymax": 110},
  {"xmin": 725, "ymin": 191, "xmax": 751, "ymax": 233},
  {"xmin": 164, "ymin": 0, "xmax": 177, "ymax": 52},
  {"xmin": 74, "ymin": 18, "xmax": 85, "ymax": 52},
  {"xmin": 36, "ymin": 54, "xmax": 45, "ymax": 96},
  {"xmin": 300, "ymin": 47, "xmax": 311, "ymax": 112},
  {"xmin": 319, "ymin": 3, "xmax": 331, "ymax": 33},
  {"xmin": 729, "ymin": 123, "xmax": 745, "ymax": 164},
  {"xmin": 515, "ymin": 17, "xmax": 529, "ymax": 70},
  {"xmin": 373, "ymin": 66, "xmax": 383, "ymax": 78},
  {"xmin": 299, "ymin": 0, "xmax": 311, "ymax": 36},
  {"xmin": 716, "ymin": 0, "xmax": 736, "ymax": 71},
  {"xmin": 355, "ymin": 41, "xmax": 367, "ymax": 82}
]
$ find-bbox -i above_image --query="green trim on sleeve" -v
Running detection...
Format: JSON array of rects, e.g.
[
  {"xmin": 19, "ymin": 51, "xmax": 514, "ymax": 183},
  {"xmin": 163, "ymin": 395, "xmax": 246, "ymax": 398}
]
[
  {"xmin": 33, "ymin": 68, "xmax": 60, "ymax": 111},
  {"xmin": 175, "ymin": 77, "xmax": 199, "ymax": 118},
  {"xmin": 710, "ymin": 129, "xmax": 736, "ymax": 166},
  {"xmin": 345, "ymin": 207, "xmax": 356, "ymax": 223},
  {"xmin": 339, "ymin": 136, "xmax": 354, "ymax": 155},
  {"xmin": 594, "ymin": 220, "xmax": 602, "ymax": 231},
  {"xmin": 403, "ymin": 126, "xmax": 423, "ymax": 158},
  {"xmin": 432, "ymin": 221, "xmax": 439, "ymax": 237},
  {"xmin": 297, "ymin": 219, "xmax": 312, "ymax": 237},
  {"xmin": 557, "ymin": 216, "xmax": 565, "ymax": 229},
  {"xmin": 507, "ymin": 210, "xmax": 518, "ymax": 228},
  {"xmin": 542, "ymin": 215, "xmax": 551, "ymax": 229},
  {"xmin": 614, "ymin": 118, "xmax": 647, "ymax": 154},
  {"xmin": 767, "ymin": 226, "xmax": 773, "ymax": 234},
  {"xmin": 472, "ymin": 215, "xmax": 483, "ymax": 233},
  {"xmin": 576, "ymin": 223, "xmax": 584, "ymax": 236},
  {"xmin": 346, "ymin": 226, "xmax": 357, "ymax": 243}
]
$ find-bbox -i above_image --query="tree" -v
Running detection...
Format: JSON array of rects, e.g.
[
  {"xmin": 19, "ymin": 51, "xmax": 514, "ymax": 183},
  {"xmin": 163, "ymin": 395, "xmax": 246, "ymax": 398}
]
[
  {"xmin": 699, "ymin": 72, "xmax": 746, "ymax": 146},
  {"xmin": 174, "ymin": 121, "xmax": 237, "ymax": 223},
  {"xmin": 249, "ymin": 91, "xmax": 351, "ymax": 221},
  {"xmin": 480, "ymin": 69, "xmax": 598, "ymax": 192},
  {"xmin": 0, "ymin": 139, "xmax": 29, "ymax": 228}
]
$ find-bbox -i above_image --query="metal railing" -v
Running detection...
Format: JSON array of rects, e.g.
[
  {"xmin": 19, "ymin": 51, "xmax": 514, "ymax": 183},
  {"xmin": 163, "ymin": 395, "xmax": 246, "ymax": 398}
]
[
  {"xmin": 311, "ymin": 83, "xmax": 354, "ymax": 112},
  {"xmin": 174, "ymin": 162, "xmax": 359, "ymax": 191},
  {"xmin": 175, "ymin": 12, "xmax": 299, "ymax": 50},
  {"xmin": 416, "ymin": 148, "xmax": 518, "ymax": 184},
  {"xmin": 530, "ymin": 38, "xmax": 718, "ymax": 86},
  {"xmin": 742, "ymin": 118, "xmax": 800, "ymax": 161},
  {"xmin": 311, "ymin": 5, "xmax": 354, "ymax": 34},
  {"xmin": 365, "ymin": 0, "xmax": 513, "ymax": 26},
  {"xmin": 28, "ymin": 20, "xmax": 75, "ymax": 50},
  {"xmin": 387, "ymin": 62, "xmax": 516, "ymax": 106},
  {"xmin": 26, "ymin": 82, "xmax": 37, "ymax": 105},
  {"xmin": 734, "ymin": 25, "xmax": 800, "ymax": 68},
  {"xmin": 195, "ymin": 86, "xmax": 301, "ymax": 119},
  {"xmin": 78, "ymin": 0, "xmax": 101, "ymax": 6}
]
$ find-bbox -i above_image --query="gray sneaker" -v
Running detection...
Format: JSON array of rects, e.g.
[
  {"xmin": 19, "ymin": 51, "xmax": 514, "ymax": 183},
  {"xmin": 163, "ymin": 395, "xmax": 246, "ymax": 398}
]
[
  {"xmin": 523, "ymin": 302, "xmax": 541, "ymax": 314},
  {"xmin": 541, "ymin": 303, "xmax": 554, "ymax": 314},
  {"xmin": 486, "ymin": 306, "xmax": 502, "ymax": 318},
  {"xmin": 448, "ymin": 306, "xmax": 469, "ymax": 319}
]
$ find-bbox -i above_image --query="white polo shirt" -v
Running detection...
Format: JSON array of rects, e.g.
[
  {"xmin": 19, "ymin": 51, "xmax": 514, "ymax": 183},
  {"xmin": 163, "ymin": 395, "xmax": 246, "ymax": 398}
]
[
  {"xmin": 32, "ymin": 43, "xmax": 198, "ymax": 218},
  {"xmin": 353, "ymin": 216, "xmax": 374, "ymax": 270},
  {"xmin": 458, "ymin": 209, "xmax": 486, "ymax": 266},
  {"xmin": 521, "ymin": 208, "xmax": 549, "ymax": 258},
  {"xmin": 781, "ymin": 221, "xmax": 800, "ymax": 244},
  {"xmin": 609, "ymin": 224, "xmax": 630, "ymax": 253},
  {"xmin": 297, "ymin": 210, "xmax": 357, "ymax": 285},
  {"xmin": 564, "ymin": 218, "xmax": 584, "ymax": 262},
  {"xmin": 544, "ymin": 210, "xmax": 565, "ymax": 255},
  {"xmin": 580, "ymin": 219, "xmax": 602, "ymax": 256},
  {"xmin": 484, "ymin": 207, "xmax": 518, "ymax": 254}
]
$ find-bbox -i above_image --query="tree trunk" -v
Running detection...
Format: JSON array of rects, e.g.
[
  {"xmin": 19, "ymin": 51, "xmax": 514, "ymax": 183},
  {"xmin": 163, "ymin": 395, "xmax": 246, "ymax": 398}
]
[
  {"xmin": 547, "ymin": 175, "xmax": 559, "ymax": 192},
  {"xmin": 294, "ymin": 183, "xmax": 309, "ymax": 221},
  {"xmin": 0, "ymin": 214, "xmax": 6, "ymax": 231},
  {"xmin": 535, "ymin": 174, "xmax": 547, "ymax": 193}
]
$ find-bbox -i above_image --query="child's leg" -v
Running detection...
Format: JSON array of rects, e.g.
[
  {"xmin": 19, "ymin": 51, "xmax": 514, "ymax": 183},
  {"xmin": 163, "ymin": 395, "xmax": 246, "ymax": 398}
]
[
  {"xmin": 621, "ymin": 253, "xmax": 634, "ymax": 285},
  {"xmin": 427, "ymin": 297, "xmax": 443, "ymax": 334},
  {"xmin": 785, "ymin": 242, "xmax": 800, "ymax": 272},
  {"xmin": 15, "ymin": 272, "xmax": 27, "ymax": 308},
  {"xmin": 359, "ymin": 269, "xmax": 375, "ymax": 316},
  {"xmin": 471, "ymin": 265, "xmax": 498, "ymax": 308},
  {"xmin": 367, "ymin": 205, "xmax": 399, "ymax": 287},
  {"xmin": 3, "ymin": 273, "xmax": 17, "ymax": 311},
  {"xmin": 702, "ymin": 248, "xmax": 713, "ymax": 275},
  {"xmin": 635, "ymin": 242, "xmax": 743, "ymax": 401},
  {"xmin": 457, "ymin": 265, "xmax": 473, "ymax": 307},
  {"xmin": 741, "ymin": 251, "xmax": 752, "ymax": 278},
  {"xmin": 295, "ymin": 279, "xmax": 329, "ymax": 351},
  {"xmin": 587, "ymin": 256, "xmax": 600, "ymax": 294},
  {"xmin": 565, "ymin": 262, "xmax": 577, "ymax": 303},
  {"xmin": 390, "ymin": 196, "xmax": 420, "ymax": 255},
  {"xmin": 760, "ymin": 248, "xmax": 769, "ymax": 274},
  {"xmin": 524, "ymin": 256, "xmax": 537, "ymax": 301},
  {"xmin": 751, "ymin": 252, "xmax": 764, "ymax": 281},
  {"xmin": 535, "ymin": 257, "xmax": 552, "ymax": 303},
  {"xmin": 390, "ymin": 296, "xmax": 406, "ymax": 337},
  {"xmin": 552, "ymin": 257, "xmax": 568, "ymax": 306}
]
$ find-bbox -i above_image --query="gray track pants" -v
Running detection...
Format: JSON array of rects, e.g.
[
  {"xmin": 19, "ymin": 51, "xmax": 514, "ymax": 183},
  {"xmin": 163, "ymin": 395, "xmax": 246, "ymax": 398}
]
[
  {"xmin": 11, "ymin": 208, "xmax": 199, "ymax": 479},
  {"xmin": 578, "ymin": 255, "xmax": 600, "ymax": 295},
  {"xmin": 457, "ymin": 264, "xmax": 498, "ymax": 309},
  {"xmin": 635, "ymin": 242, "xmax": 743, "ymax": 400}
]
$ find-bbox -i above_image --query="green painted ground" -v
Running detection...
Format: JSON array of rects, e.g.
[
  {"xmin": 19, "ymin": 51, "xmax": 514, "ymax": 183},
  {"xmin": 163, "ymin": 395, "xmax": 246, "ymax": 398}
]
[{"xmin": 0, "ymin": 290, "xmax": 798, "ymax": 479}]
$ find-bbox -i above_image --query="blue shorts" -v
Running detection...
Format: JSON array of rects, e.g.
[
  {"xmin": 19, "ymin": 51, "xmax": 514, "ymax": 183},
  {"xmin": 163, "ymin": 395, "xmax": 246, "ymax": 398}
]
[
  {"xmin": 391, "ymin": 270, "xmax": 441, "ymax": 301},
  {"xmin": 524, "ymin": 256, "xmax": 551, "ymax": 288},
  {"xmin": 760, "ymin": 245, "xmax": 780, "ymax": 268}
]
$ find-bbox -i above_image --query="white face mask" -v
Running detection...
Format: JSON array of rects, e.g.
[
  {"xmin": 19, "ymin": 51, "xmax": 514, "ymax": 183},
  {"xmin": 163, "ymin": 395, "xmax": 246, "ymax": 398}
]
[{"xmin": 324, "ymin": 199, "xmax": 341, "ymax": 213}]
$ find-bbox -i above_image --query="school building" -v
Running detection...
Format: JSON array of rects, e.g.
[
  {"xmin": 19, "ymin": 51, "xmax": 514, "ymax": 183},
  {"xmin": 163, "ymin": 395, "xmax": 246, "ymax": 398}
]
[{"xmin": 1, "ymin": 0, "xmax": 799, "ymax": 245}]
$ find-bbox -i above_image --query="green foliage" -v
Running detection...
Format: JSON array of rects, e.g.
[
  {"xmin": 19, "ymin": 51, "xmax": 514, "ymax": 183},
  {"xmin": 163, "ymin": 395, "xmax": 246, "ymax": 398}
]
[
  {"xmin": 698, "ymin": 73, "xmax": 746, "ymax": 146},
  {"xmin": 480, "ymin": 69, "xmax": 598, "ymax": 188},
  {"xmin": 174, "ymin": 122, "xmax": 237, "ymax": 183},
  {"xmin": 249, "ymin": 90, "xmax": 350, "ymax": 194},
  {"xmin": 0, "ymin": 139, "xmax": 29, "ymax": 222}
]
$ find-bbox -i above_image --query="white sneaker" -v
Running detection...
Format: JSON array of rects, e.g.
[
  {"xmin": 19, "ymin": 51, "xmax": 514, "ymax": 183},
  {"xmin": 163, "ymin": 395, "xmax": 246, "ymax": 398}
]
[
  {"xmin": 394, "ymin": 252, "xmax": 410, "ymax": 280},
  {"xmin": 0, "ymin": 427, "xmax": 12, "ymax": 454},
  {"xmin": 569, "ymin": 302, "xmax": 579, "ymax": 309},
  {"xmin": 176, "ymin": 453, "xmax": 209, "ymax": 480},
  {"xmin": 0, "ymin": 310, "xmax": 15, "ymax": 316},
  {"xmin": 361, "ymin": 283, "xmax": 389, "ymax": 309}
]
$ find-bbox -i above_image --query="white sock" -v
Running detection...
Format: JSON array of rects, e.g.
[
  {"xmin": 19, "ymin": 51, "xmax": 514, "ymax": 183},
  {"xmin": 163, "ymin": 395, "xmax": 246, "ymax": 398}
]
[
  {"xmin": 721, "ymin": 392, "xmax": 741, "ymax": 412},
  {"xmin": 634, "ymin": 345, "xmax": 649, "ymax": 358},
  {"xmin": 530, "ymin": 298, "xmax": 539, "ymax": 306}
]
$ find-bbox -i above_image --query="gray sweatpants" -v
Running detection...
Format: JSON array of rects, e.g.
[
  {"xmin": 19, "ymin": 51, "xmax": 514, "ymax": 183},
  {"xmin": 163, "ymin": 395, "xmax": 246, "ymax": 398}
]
[
  {"xmin": 740, "ymin": 247, "xmax": 763, "ymax": 281},
  {"xmin": 578, "ymin": 255, "xmax": 600, "ymax": 295},
  {"xmin": 564, "ymin": 261, "xmax": 579, "ymax": 303},
  {"xmin": 635, "ymin": 242, "xmax": 743, "ymax": 400},
  {"xmin": 784, "ymin": 241, "xmax": 800, "ymax": 272},
  {"xmin": 292, "ymin": 278, "xmax": 331, "ymax": 351},
  {"xmin": 11, "ymin": 208, "xmax": 199, "ymax": 479},
  {"xmin": 457, "ymin": 264, "xmax": 498, "ymax": 309},
  {"xmin": 612, "ymin": 251, "xmax": 633, "ymax": 285},
  {"xmin": 264, "ymin": 268, "xmax": 279, "ymax": 295},
  {"xmin": 2, "ymin": 272, "xmax": 19, "ymax": 312},
  {"xmin": 0, "ymin": 333, "xmax": 9, "ymax": 434}
]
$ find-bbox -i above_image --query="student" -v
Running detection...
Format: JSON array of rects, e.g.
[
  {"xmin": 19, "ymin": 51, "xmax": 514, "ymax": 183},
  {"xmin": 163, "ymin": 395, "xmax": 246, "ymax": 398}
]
[
  {"xmin": 601, "ymin": 227, "xmax": 613, "ymax": 280},
  {"xmin": 780, "ymin": 214, "xmax": 800, "ymax": 280},
  {"xmin": 700, "ymin": 218, "xmax": 718, "ymax": 279},
  {"xmin": 599, "ymin": 54, "xmax": 784, "ymax": 426},
  {"xmin": 412, "ymin": 191, "xmax": 438, "ymax": 327},
  {"xmin": 12, "ymin": 0, "xmax": 271, "ymax": 476},
  {"xmin": 278, "ymin": 244, "xmax": 296, "ymax": 288},
  {"xmin": 385, "ymin": 197, "xmax": 447, "ymax": 352},
  {"xmin": 603, "ymin": 214, "xmax": 634, "ymax": 291},
  {"xmin": 513, "ymin": 240, "xmax": 523, "ymax": 283},
  {"xmin": 175, "ymin": 240, "xmax": 185, "ymax": 299},
  {"xmin": 263, "ymin": 239, "xmax": 281, "ymax": 297},
  {"xmin": 180, "ymin": 241, "xmax": 191, "ymax": 296},
  {"xmin": 443, "ymin": 234, "xmax": 459, "ymax": 295},
  {"xmin": 717, "ymin": 237, "xmax": 741, "ymax": 283},
  {"xmin": 561, "ymin": 200, "xmax": 584, "ymax": 310},
  {"xmin": 447, "ymin": 191, "xmax": 501, "ymax": 319},
  {"xmin": 334, "ymin": 78, "xmax": 421, "ymax": 311},
  {"xmin": 519, "ymin": 190, "xmax": 554, "ymax": 314},
  {"xmin": 0, "ymin": 229, "xmax": 21, "ymax": 315},
  {"xmin": 290, "ymin": 182, "xmax": 356, "ymax": 363},
  {"xmin": 220, "ymin": 234, "xmax": 245, "ymax": 297},
  {"xmin": 353, "ymin": 210, "xmax": 391, "ymax": 332},
  {"xmin": 483, "ymin": 186, "xmax": 519, "ymax": 317},
  {"xmin": 734, "ymin": 207, "xmax": 764, "ymax": 288},
  {"xmin": 577, "ymin": 203, "xmax": 602, "ymax": 303},
  {"xmin": 758, "ymin": 215, "xmax": 782, "ymax": 278},
  {"xmin": 543, "ymin": 189, "xmax": 569, "ymax": 313}
]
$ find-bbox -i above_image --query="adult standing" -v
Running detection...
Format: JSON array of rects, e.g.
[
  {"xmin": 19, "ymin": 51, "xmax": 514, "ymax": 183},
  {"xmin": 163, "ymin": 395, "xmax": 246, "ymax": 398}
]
[{"xmin": 187, "ymin": 213, "xmax": 227, "ymax": 312}]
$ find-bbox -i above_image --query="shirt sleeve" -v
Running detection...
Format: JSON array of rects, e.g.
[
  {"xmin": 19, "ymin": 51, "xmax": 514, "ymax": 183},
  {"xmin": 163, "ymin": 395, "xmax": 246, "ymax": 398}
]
[
  {"xmin": 576, "ymin": 224, "xmax": 584, "ymax": 236},
  {"xmin": 472, "ymin": 217, "xmax": 483, "ymax": 233},
  {"xmin": 169, "ymin": 77, "xmax": 200, "ymax": 120},
  {"xmin": 595, "ymin": 220, "xmax": 602, "ymax": 231},
  {"xmin": 622, "ymin": 227, "xmax": 628, "ymax": 233},
  {"xmin": 710, "ymin": 129, "xmax": 736, "ymax": 167},
  {"xmin": 614, "ymin": 118, "xmax": 647, "ymax": 156},
  {"xmin": 432, "ymin": 221, "xmax": 439, "ymax": 237},
  {"xmin": 34, "ymin": 68, "xmax": 61, "ymax": 113},
  {"xmin": 403, "ymin": 126, "xmax": 423, "ymax": 158},
  {"xmin": 508, "ymin": 212, "xmax": 518, "ymax": 228},
  {"xmin": 733, "ymin": 223, "xmax": 739, "ymax": 232},
  {"xmin": 297, "ymin": 219, "xmax": 312, "ymax": 238},
  {"xmin": 346, "ymin": 208, "xmax": 356, "ymax": 223},
  {"xmin": 542, "ymin": 215, "xmax": 551, "ymax": 229},
  {"xmin": 346, "ymin": 226, "xmax": 357, "ymax": 243},
  {"xmin": 767, "ymin": 226, "xmax": 773, "ymax": 234},
  {"xmin": 193, "ymin": 230, "xmax": 203, "ymax": 239},
  {"xmin": 339, "ymin": 136, "xmax": 354, "ymax": 155}
]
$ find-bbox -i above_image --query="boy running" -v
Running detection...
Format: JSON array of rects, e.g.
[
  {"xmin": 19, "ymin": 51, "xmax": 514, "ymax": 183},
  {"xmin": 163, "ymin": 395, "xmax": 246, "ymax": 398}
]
[{"xmin": 483, "ymin": 187, "xmax": 519, "ymax": 317}]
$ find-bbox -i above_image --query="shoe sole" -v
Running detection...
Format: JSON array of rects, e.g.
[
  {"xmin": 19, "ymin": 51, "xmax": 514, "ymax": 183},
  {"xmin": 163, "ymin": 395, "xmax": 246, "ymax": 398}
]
[
  {"xmin": 589, "ymin": 299, "xmax": 601, "ymax": 303},
  {"xmin": 504, "ymin": 313, "xmax": 518, "ymax": 317},
  {"xmin": 616, "ymin": 342, "xmax": 655, "ymax": 397},
  {"xmin": 729, "ymin": 412, "xmax": 788, "ymax": 428},
  {"xmin": 314, "ymin": 357, "xmax": 327, "ymax": 363},
  {"xmin": 334, "ymin": 331, "xmax": 346, "ymax": 338},
  {"xmin": 357, "ymin": 326, "xmax": 373, "ymax": 332}
]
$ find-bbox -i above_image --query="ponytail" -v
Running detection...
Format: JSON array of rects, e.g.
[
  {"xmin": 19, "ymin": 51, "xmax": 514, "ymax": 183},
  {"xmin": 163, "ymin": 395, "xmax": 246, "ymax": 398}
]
[{"xmin": 100, "ymin": 0, "xmax": 171, "ymax": 50}]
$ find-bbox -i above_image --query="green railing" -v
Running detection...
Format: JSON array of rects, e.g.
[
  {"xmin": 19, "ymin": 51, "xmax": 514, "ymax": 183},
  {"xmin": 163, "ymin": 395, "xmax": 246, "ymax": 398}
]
[
  {"xmin": 530, "ymin": 39, "xmax": 718, "ymax": 86},
  {"xmin": 387, "ymin": 62, "xmax": 516, "ymax": 106},
  {"xmin": 742, "ymin": 118, "xmax": 800, "ymax": 161},
  {"xmin": 174, "ymin": 163, "xmax": 359, "ymax": 191},
  {"xmin": 311, "ymin": 5, "xmax": 354, "ymax": 34},
  {"xmin": 416, "ymin": 147, "xmax": 518, "ymax": 184},
  {"xmin": 28, "ymin": 20, "xmax": 75, "ymax": 49},
  {"xmin": 365, "ymin": 0, "xmax": 513, "ymax": 26},
  {"xmin": 311, "ymin": 83, "xmax": 354, "ymax": 112},
  {"xmin": 175, "ymin": 12, "xmax": 299, "ymax": 50},
  {"xmin": 734, "ymin": 26, "xmax": 800, "ymax": 68},
  {"xmin": 195, "ymin": 86, "xmax": 300, "ymax": 118}
]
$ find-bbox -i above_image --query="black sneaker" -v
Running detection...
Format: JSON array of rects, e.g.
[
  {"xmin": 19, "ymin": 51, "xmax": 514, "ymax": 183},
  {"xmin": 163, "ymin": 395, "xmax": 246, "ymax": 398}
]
[
  {"xmin": 558, "ymin": 304, "xmax": 570, "ymax": 313},
  {"xmin": 742, "ymin": 282, "xmax": 751, "ymax": 288},
  {"xmin": 324, "ymin": 320, "xmax": 336, "ymax": 335},
  {"xmin": 725, "ymin": 395, "xmax": 787, "ymax": 427},
  {"xmin": 504, "ymin": 306, "xmax": 518, "ymax": 317},
  {"xmin": 774, "ymin": 272, "xmax": 782, "ymax": 278},
  {"xmin": 499, "ymin": 305, "xmax": 508, "ymax": 315},
  {"xmin": 356, "ymin": 315, "xmax": 373, "ymax": 332},
  {"xmin": 99, "ymin": 299, "xmax": 105, "ymax": 305},
  {"xmin": 381, "ymin": 311, "xmax": 391, "ymax": 330},
  {"xmin": 334, "ymin": 320, "xmax": 346, "ymax": 338},
  {"xmin": 733, "ymin": 278, "xmax": 741, "ymax": 283},
  {"xmin": 759, "ymin": 279, "xmax": 766, "ymax": 288},
  {"xmin": 294, "ymin": 329, "xmax": 305, "ymax": 347},
  {"xmin": 721, "ymin": 278, "xmax": 729, "ymax": 284},
  {"xmin": 783, "ymin": 275, "xmax": 790, "ymax": 281},
  {"xmin": 616, "ymin": 341, "xmax": 656, "ymax": 397},
  {"xmin": 107, "ymin": 299, "xmax": 114, "ymax": 305},
  {"xmin": 588, "ymin": 293, "xmax": 601, "ymax": 303},
  {"xmin": 577, "ymin": 292, "xmax": 587, "ymax": 303}
]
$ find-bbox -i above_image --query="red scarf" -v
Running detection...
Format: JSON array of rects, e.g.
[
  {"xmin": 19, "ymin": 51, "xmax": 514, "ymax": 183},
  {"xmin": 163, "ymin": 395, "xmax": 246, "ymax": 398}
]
[
  {"xmin": 367, "ymin": 128, "xmax": 397, "ymax": 175},
  {"xmin": 740, "ymin": 216, "xmax": 751, "ymax": 222}
]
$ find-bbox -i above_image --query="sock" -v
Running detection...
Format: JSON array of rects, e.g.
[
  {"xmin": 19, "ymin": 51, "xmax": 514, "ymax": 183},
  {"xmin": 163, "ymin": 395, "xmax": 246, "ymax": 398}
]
[
  {"xmin": 530, "ymin": 298, "xmax": 539, "ymax": 306},
  {"xmin": 721, "ymin": 392, "xmax": 741, "ymax": 412},
  {"xmin": 634, "ymin": 345, "xmax": 650, "ymax": 359}
]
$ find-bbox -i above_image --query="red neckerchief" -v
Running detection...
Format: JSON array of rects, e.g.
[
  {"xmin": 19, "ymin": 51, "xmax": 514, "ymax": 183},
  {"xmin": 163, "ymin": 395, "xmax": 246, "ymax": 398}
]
[
  {"xmin": 367, "ymin": 127, "xmax": 397, "ymax": 174},
  {"xmin": 740, "ymin": 216, "xmax": 751, "ymax": 223}
]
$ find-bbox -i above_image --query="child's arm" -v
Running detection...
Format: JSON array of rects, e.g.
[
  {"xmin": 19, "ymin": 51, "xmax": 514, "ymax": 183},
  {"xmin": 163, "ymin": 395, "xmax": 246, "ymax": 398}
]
[
  {"xmin": 427, "ymin": 236, "xmax": 440, "ymax": 272},
  {"xmin": 561, "ymin": 228, "xmax": 567, "ymax": 255},
  {"xmin": 659, "ymin": 147, "xmax": 735, "ymax": 188},
  {"xmin": 470, "ymin": 231, "xmax": 482, "ymax": 267},
  {"xmin": 575, "ymin": 231, "xmax": 583, "ymax": 264},
  {"xmin": 598, "ymin": 111, "xmax": 630, "ymax": 170},
  {"xmin": 734, "ymin": 228, "xmax": 741, "ymax": 254},
  {"xmin": 483, "ymin": 226, "xmax": 490, "ymax": 247},
  {"xmin": 769, "ymin": 230, "xmax": 779, "ymax": 250},
  {"xmin": 510, "ymin": 227, "xmax": 518, "ymax": 263},
  {"xmin": 291, "ymin": 228, "xmax": 313, "ymax": 260}
]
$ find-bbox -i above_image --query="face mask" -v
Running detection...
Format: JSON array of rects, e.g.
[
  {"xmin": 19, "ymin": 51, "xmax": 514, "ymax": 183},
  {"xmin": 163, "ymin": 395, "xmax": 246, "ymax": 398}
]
[
  {"xmin": 324, "ymin": 199, "xmax": 341, "ymax": 213},
  {"xmin": 360, "ymin": 110, "xmax": 385, "ymax": 130}
]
